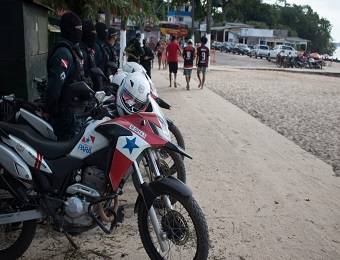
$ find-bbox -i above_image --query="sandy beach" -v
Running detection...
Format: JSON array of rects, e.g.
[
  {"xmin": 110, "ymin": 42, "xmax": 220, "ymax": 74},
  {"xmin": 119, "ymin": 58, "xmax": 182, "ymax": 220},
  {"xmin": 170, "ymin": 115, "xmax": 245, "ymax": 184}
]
[
  {"xmin": 20, "ymin": 63, "xmax": 340, "ymax": 259},
  {"xmin": 205, "ymin": 68, "xmax": 340, "ymax": 176}
]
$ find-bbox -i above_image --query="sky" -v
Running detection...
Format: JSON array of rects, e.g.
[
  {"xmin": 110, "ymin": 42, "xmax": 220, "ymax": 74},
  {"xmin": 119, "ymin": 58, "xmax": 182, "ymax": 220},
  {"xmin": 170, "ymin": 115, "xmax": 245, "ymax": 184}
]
[{"xmin": 262, "ymin": 0, "xmax": 340, "ymax": 42}]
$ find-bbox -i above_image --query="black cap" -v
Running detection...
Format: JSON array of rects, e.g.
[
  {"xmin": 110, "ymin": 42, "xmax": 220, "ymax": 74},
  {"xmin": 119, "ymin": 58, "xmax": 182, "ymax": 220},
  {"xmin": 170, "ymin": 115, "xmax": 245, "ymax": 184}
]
[
  {"xmin": 136, "ymin": 33, "xmax": 141, "ymax": 38},
  {"xmin": 108, "ymin": 27, "xmax": 118, "ymax": 38}
]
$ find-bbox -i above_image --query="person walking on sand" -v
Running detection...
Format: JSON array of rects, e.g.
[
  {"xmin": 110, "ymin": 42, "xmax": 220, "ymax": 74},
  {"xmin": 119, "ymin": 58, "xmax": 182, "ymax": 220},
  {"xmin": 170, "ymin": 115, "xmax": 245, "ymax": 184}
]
[
  {"xmin": 182, "ymin": 39, "xmax": 196, "ymax": 90},
  {"xmin": 161, "ymin": 41, "xmax": 167, "ymax": 70},
  {"xmin": 155, "ymin": 39, "xmax": 163, "ymax": 70},
  {"xmin": 196, "ymin": 36, "xmax": 209, "ymax": 89},
  {"xmin": 149, "ymin": 37, "xmax": 156, "ymax": 68},
  {"xmin": 166, "ymin": 35, "xmax": 181, "ymax": 88}
]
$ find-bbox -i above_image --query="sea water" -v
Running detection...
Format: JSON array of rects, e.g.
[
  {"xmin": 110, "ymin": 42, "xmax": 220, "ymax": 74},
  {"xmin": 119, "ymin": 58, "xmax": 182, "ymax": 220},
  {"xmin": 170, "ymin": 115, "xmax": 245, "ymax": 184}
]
[{"xmin": 331, "ymin": 46, "xmax": 340, "ymax": 59}]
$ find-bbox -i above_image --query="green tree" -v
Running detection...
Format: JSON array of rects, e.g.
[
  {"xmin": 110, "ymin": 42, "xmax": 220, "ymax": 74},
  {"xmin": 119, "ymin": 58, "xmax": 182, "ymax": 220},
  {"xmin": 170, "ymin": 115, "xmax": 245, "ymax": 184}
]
[
  {"xmin": 211, "ymin": 0, "xmax": 334, "ymax": 54},
  {"xmin": 41, "ymin": 0, "xmax": 157, "ymax": 27}
]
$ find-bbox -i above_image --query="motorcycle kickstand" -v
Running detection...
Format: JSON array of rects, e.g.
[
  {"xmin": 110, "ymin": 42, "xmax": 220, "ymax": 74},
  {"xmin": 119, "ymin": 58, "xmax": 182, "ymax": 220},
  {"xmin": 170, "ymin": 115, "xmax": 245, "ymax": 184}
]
[{"xmin": 63, "ymin": 231, "xmax": 79, "ymax": 251}]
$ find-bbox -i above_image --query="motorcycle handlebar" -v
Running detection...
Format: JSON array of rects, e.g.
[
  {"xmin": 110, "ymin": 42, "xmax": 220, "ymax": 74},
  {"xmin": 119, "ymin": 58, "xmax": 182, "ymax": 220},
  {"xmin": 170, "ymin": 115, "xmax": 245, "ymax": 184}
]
[
  {"xmin": 76, "ymin": 106, "xmax": 113, "ymax": 120},
  {"xmin": 1, "ymin": 94, "xmax": 16, "ymax": 104},
  {"xmin": 75, "ymin": 109, "xmax": 93, "ymax": 119}
]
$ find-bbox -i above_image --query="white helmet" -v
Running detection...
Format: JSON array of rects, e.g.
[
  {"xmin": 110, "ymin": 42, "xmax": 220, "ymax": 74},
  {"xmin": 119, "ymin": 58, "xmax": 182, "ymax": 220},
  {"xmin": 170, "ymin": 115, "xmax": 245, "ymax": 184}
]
[
  {"xmin": 110, "ymin": 69, "xmax": 128, "ymax": 88},
  {"xmin": 116, "ymin": 71, "xmax": 150, "ymax": 116},
  {"xmin": 123, "ymin": 62, "xmax": 146, "ymax": 74},
  {"xmin": 123, "ymin": 62, "xmax": 158, "ymax": 98}
]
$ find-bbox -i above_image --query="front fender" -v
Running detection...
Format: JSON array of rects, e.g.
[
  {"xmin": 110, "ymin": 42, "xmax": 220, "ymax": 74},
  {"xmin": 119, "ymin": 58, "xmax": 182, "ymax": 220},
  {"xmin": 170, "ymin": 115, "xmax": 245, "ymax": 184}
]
[
  {"xmin": 164, "ymin": 141, "xmax": 192, "ymax": 159},
  {"xmin": 134, "ymin": 176, "xmax": 192, "ymax": 212}
]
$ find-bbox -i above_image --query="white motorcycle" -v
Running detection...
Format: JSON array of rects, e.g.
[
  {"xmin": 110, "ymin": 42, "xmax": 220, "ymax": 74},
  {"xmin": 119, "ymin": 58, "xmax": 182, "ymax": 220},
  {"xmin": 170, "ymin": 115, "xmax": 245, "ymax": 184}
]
[{"xmin": 0, "ymin": 81, "xmax": 209, "ymax": 259}]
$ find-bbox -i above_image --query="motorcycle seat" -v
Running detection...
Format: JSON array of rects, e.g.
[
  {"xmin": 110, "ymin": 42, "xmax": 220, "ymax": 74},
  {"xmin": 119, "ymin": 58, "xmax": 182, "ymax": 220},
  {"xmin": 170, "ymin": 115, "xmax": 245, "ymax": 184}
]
[{"xmin": 0, "ymin": 122, "xmax": 84, "ymax": 159}]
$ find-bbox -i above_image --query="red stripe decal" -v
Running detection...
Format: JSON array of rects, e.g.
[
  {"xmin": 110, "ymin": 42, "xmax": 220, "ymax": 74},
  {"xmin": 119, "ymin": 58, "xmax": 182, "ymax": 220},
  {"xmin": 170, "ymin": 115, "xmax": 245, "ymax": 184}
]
[
  {"xmin": 34, "ymin": 153, "xmax": 42, "ymax": 169},
  {"xmin": 37, "ymin": 153, "xmax": 42, "ymax": 169}
]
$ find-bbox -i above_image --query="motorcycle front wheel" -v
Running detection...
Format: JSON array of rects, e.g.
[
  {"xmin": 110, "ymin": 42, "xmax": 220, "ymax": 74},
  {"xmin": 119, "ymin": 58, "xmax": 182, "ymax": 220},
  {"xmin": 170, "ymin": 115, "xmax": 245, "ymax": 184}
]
[
  {"xmin": 0, "ymin": 175, "xmax": 37, "ymax": 260},
  {"xmin": 133, "ymin": 149, "xmax": 186, "ymax": 189},
  {"xmin": 167, "ymin": 121, "xmax": 185, "ymax": 150},
  {"xmin": 138, "ymin": 192, "xmax": 209, "ymax": 259}
]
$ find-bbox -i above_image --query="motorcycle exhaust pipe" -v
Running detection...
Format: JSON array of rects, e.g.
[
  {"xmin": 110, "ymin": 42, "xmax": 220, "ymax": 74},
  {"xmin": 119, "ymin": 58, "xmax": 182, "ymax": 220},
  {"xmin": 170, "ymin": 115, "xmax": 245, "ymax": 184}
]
[
  {"xmin": 0, "ymin": 209, "xmax": 43, "ymax": 225},
  {"xmin": 97, "ymin": 196, "xmax": 119, "ymax": 222}
]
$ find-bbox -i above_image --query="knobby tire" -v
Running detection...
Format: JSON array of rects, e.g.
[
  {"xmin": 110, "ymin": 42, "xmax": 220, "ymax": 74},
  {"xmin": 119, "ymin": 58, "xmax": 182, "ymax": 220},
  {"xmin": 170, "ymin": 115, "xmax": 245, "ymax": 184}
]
[
  {"xmin": 0, "ymin": 175, "xmax": 37, "ymax": 260},
  {"xmin": 138, "ymin": 192, "xmax": 209, "ymax": 259}
]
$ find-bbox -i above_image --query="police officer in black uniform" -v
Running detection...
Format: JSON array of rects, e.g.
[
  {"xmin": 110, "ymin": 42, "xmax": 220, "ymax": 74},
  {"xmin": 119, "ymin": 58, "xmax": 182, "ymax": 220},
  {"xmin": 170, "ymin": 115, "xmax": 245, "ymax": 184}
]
[
  {"xmin": 126, "ymin": 33, "xmax": 145, "ymax": 63},
  {"xmin": 104, "ymin": 27, "xmax": 118, "ymax": 65},
  {"xmin": 44, "ymin": 12, "xmax": 92, "ymax": 140},
  {"xmin": 94, "ymin": 22, "xmax": 109, "ymax": 77},
  {"xmin": 140, "ymin": 39, "xmax": 154, "ymax": 78},
  {"xmin": 79, "ymin": 20, "xmax": 104, "ymax": 92}
]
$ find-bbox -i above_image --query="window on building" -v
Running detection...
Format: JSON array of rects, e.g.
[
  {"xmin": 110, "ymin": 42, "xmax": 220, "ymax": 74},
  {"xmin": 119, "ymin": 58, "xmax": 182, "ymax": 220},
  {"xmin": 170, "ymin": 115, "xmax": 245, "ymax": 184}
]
[{"xmin": 178, "ymin": 17, "xmax": 183, "ymax": 21}]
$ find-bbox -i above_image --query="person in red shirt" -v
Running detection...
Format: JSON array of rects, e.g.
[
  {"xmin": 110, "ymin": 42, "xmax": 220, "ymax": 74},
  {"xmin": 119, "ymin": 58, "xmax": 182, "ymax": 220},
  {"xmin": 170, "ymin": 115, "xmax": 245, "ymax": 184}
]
[
  {"xmin": 196, "ymin": 36, "xmax": 209, "ymax": 89},
  {"xmin": 182, "ymin": 39, "xmax": 196, "ymax": 90},
  {"xmin": 166, "ymin": 35, "xmax": 181, "ymax": 88}
]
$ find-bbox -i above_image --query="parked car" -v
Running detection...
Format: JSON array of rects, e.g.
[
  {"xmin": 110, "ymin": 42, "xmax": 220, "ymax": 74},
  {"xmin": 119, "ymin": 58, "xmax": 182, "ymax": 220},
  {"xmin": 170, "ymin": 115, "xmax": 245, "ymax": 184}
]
[
  {"xmin": 211, "ymin": 41, "xmax": 223, "ymax": 50},
  {"xmin": 220, "ymin": 42, "xmax": 234, "ymax": 53},
  {"xmin": 268, "ymin": 45, "xmax": 297, "ymax": 60},
  {"xmin": 249, "ymin": 44, "xmax": 269, "ymax": 59},
  {"xmin": 232, "ymin": 44, "xmax": 251, "ymax": 55}
]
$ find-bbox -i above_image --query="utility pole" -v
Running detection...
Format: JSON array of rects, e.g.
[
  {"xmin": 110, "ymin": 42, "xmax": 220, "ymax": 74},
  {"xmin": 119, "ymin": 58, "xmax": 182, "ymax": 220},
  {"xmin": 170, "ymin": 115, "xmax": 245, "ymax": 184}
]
[
  {"xmin": 191, "ymin": 0, "xmax": 195, "ymax": 45},
  {"xmin": 105, "ymin": 2, "xmax": 111, "ymax": 27},
  {"xmin": 206, "ymin": 0, "xmax": 212, "ymax": 68}
]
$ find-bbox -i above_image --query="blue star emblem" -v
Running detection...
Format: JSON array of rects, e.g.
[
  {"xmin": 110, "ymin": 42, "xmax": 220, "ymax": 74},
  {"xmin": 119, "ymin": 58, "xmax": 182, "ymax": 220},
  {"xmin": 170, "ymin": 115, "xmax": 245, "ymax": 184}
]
[
  {"xmin": 86, "ymin": 137, "xmax": 90, "ymax": 143},
  {"xmin": 123, "ymin": 137, "xmax": 139, "ymax": 154}
]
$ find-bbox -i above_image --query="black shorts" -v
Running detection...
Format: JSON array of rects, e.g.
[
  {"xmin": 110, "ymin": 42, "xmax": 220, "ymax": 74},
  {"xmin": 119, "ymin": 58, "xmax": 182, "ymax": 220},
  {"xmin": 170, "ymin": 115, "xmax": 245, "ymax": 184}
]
[{"xmin": 168, "ymin": 62, "xmax": 178, "ymax": 73}]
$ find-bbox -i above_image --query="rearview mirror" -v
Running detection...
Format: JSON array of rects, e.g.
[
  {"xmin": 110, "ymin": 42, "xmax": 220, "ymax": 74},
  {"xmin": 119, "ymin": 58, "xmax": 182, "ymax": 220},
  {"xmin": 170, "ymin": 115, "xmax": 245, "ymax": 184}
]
[{"xmin": 69, "ymin": 81, "xmax": 95, "ymax": 95}]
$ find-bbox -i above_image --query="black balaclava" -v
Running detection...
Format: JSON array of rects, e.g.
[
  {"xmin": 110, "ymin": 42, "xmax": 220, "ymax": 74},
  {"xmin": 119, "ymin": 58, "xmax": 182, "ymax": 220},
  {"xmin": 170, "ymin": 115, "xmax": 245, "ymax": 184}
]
[
  {"xmin": 95, "ymin": 22, "xmax": 108, "ymax": 42},
  {"xmin": 60, "ymin": 12, "xmax": 82, "ymax": 44},
  {"xmin": 81, "ymin": 20, "xmax": 97, "ymax": 49}
]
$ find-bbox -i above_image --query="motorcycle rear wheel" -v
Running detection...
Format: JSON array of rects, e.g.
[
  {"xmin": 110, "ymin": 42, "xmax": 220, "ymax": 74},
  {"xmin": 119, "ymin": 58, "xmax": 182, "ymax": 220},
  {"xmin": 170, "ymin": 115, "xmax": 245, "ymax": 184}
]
[
  {"xmin": 138, "ymin": 192, "xmax": 209, "ymax": 259},
  {"xmin": 0, "ymin": 175, "xmax": 37, "ymax": 260}
]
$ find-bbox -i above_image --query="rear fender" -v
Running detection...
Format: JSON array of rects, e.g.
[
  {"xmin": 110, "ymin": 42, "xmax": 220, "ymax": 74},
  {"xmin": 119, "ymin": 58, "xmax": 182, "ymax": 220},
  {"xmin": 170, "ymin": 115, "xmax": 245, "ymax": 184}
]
[{"xmin": 134, "ymin": 176, "xmax": 192, "ymax": 212}]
